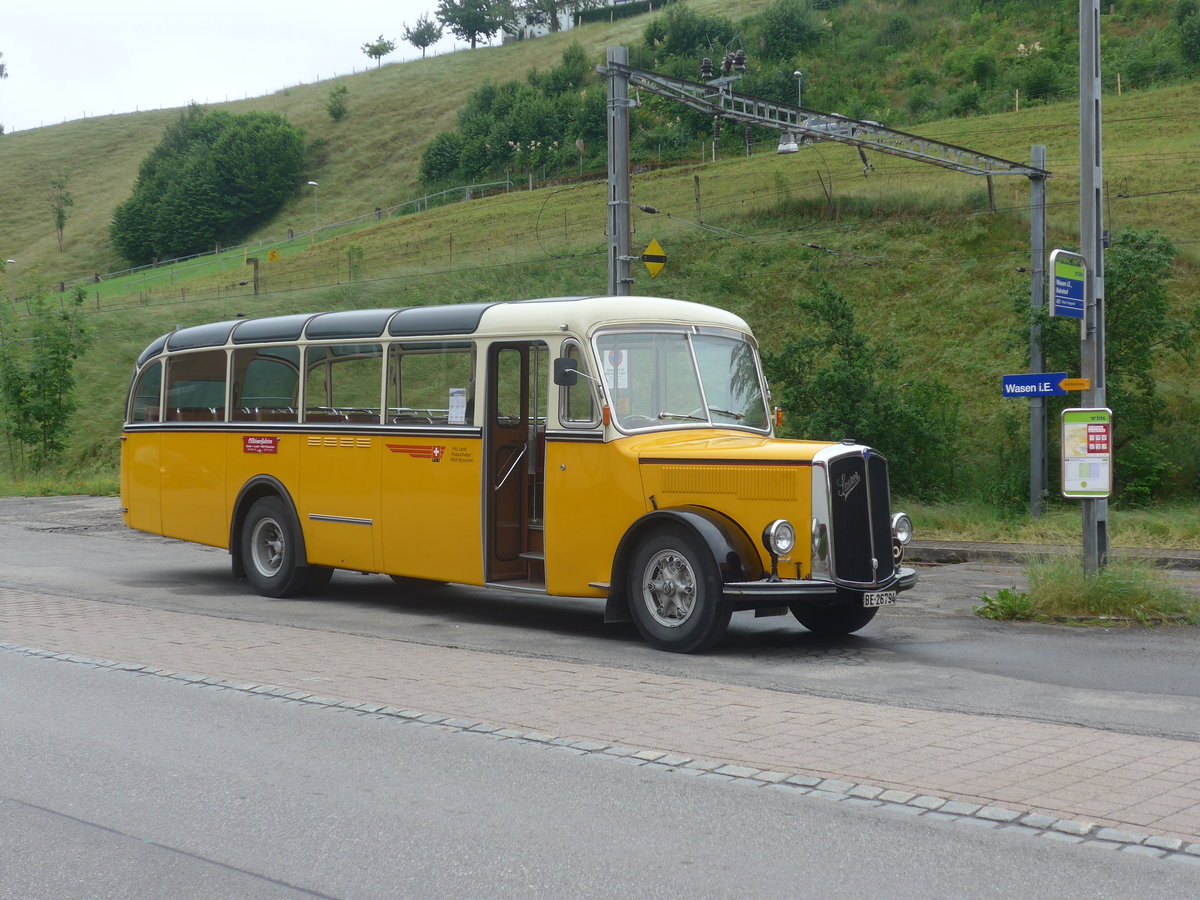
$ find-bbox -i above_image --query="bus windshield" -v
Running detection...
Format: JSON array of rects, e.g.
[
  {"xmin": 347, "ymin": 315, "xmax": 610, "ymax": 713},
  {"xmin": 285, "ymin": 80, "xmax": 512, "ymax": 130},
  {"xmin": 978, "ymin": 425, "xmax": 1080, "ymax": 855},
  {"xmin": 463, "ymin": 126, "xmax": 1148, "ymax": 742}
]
[{"xmin": 595, "ymin": 329, "xmax": 769, "ymax": 432}]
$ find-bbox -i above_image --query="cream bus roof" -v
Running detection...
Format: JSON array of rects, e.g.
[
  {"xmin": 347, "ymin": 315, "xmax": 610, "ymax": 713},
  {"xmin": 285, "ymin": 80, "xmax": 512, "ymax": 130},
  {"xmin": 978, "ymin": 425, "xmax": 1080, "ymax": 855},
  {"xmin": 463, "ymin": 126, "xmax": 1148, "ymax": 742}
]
[
  {"xmin": 476, "ymin": 296, "xmax": 752, "ymax": 338},
  {"xmin": 137, "ymin": 296, "xmax": 753, "ymax": 367}
]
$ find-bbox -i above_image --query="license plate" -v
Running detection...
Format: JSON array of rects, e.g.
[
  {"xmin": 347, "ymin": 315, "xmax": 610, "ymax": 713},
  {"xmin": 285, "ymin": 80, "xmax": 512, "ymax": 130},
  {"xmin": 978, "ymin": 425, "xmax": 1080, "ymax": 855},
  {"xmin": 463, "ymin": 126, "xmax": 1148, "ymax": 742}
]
[{"xmin": 863, "ymin": 591, "xmax": 896, "ymax": 608}]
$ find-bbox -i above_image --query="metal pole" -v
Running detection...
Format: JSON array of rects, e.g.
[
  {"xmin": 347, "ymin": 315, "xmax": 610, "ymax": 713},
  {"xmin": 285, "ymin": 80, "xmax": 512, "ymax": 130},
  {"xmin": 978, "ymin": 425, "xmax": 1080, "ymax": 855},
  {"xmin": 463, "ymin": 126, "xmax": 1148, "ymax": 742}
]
[
  {"xmin": 607, "ymin": 46, "xmax": 633, "ymax": 297},
  {"xmin": 1080, "ymin": 0, "xmax": 1108, "ymax": 574},
  {"xmin": 1029, "ymin": 145, "xmax": 1047, "ymax": 519}
]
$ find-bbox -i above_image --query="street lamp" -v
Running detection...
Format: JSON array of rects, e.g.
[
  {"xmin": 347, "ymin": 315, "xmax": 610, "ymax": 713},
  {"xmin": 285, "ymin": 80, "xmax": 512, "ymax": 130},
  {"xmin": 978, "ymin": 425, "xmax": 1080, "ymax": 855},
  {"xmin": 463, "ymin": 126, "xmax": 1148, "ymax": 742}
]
[
  {"xmin": 793, "ymin": 71, "xmax": 803, "ymax": 108},
  {"xmin": 307, "ymin": 181, "xmax": 319, "ymax": 240}
]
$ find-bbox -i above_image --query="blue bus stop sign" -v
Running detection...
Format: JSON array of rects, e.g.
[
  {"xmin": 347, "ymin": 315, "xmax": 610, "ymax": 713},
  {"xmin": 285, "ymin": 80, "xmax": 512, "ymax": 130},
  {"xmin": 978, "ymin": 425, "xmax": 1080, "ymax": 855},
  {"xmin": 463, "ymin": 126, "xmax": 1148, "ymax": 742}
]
[
  {"xmin": 1002, "ymin": 372, "xmax": 1069, "ymax": 397},
  {"xmin": 1050, "ymin": 248, "xmax": 1085, "ymax": 319}
]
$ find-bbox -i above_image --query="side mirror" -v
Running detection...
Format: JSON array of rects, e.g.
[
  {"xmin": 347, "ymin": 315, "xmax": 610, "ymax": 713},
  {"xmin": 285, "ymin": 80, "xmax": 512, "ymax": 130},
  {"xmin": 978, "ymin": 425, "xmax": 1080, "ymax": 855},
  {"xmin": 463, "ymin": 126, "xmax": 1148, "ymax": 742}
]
[{"xmin": 553, "ymin": 357, "xmax": 580, "ymax": 386}]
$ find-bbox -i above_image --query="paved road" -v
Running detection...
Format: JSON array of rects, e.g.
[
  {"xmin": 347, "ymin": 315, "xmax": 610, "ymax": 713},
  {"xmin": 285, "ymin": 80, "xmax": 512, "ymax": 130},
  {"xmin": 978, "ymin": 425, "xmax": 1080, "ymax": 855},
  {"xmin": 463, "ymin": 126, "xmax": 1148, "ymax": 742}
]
[
  {"xmin": 5, "ymin": 650, "xmax": 1200, "ymax": 899},
  {"xmin": 2, "ymin": 496, "xmax": 1198, "ymax": 740},
  {"xmin": 3, "ymin": 495, "xmax": 1200, "ymax": 857}
]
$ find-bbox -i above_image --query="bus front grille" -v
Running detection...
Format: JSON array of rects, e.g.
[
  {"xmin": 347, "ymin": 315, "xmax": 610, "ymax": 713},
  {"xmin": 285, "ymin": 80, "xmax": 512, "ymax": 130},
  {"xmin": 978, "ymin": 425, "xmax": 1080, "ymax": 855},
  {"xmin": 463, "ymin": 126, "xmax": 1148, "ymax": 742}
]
[{"xmin": 827, "ymin": 450, "xmax": 894, "ymax": 586}]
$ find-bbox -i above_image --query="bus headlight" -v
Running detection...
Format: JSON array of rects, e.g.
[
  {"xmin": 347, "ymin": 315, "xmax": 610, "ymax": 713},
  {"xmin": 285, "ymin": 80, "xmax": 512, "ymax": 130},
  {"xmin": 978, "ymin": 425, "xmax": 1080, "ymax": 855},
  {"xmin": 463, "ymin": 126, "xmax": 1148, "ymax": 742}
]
[
  {"xmin": 762, "ymin": 519, "xmax": 796, "ymax": 558},
  {"xmin": 891, "ymin": 513, "xmax": 913, "ymax": 545}
]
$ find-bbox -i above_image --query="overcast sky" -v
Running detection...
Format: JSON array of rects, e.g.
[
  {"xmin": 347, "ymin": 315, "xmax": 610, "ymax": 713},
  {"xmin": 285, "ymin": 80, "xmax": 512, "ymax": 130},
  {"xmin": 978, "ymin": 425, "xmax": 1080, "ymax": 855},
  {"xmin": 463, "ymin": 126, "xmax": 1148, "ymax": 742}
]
[{"xmin": 1, "ymin": 0, "xmax": 463, "ymax": 133}]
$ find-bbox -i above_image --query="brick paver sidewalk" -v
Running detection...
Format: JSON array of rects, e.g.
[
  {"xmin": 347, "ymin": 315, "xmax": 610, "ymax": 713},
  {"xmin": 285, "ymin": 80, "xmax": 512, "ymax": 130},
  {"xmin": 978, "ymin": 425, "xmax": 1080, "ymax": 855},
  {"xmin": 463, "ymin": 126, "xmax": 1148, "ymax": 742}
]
[{"xmin": 4, "ymin": 586, "xmax": 1200, "ymax": 842}]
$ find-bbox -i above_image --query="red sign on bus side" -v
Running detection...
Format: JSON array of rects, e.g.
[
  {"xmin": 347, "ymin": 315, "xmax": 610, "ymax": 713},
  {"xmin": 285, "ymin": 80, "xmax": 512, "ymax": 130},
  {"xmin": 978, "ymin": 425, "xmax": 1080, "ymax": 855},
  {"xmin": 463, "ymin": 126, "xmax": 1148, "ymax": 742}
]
[{"xmin": 243, "ymin": 435, "xmax": 279, "ymax": 454}]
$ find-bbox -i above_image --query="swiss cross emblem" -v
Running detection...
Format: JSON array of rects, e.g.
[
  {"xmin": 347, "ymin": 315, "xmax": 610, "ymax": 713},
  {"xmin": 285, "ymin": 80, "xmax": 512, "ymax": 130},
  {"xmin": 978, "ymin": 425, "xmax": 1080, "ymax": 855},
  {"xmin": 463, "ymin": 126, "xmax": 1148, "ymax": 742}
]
[{"xmin": 386, "ymin": 443, "xmax": 445, "ymax": 462}]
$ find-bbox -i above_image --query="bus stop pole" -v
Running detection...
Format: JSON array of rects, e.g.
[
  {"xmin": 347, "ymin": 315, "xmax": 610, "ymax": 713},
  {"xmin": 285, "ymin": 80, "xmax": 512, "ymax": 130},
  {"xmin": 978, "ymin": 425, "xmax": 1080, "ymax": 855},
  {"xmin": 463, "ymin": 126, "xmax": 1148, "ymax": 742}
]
[
  {"xmin": 607, "ymin": 46, "xmax": 633, "ymax": 297},
  {"xmin": 1080, "ymin": 0, "xmax": 1108, "ymax": 574},
  {"xmin": 1029, "ymin": 145, "xmax": 1047, "ymax": 520}
]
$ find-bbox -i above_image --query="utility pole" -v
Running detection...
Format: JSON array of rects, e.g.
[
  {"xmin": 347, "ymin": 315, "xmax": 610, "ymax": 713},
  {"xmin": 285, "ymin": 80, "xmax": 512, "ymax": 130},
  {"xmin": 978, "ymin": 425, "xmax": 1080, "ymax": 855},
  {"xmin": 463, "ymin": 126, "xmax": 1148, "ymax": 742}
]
[
  {"xmin": 1080, "ymin": 0, "xmax": 1108, "ymax": 574},
  {"xmin": 1029, "ymin": 145, "xmax": 1048, "ymax": 519},
  {"xmin": 606, "ymin": 46, "xmax": 633, "ymax": 296}
]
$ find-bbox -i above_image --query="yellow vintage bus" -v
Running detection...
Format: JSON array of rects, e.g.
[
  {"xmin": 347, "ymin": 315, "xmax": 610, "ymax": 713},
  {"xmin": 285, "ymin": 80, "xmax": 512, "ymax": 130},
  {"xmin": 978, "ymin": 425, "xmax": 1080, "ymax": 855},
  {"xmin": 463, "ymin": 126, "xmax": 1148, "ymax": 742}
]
[{"xmin": 121, "ymin": 296, "xmax": 916, "ymax": 652}]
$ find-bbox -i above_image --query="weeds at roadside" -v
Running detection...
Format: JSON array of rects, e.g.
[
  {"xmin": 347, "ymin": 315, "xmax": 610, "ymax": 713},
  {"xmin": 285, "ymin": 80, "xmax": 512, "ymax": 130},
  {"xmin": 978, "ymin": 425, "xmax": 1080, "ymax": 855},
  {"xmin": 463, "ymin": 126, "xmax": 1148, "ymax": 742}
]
[{"xmin": 976, "ymin": 555, "xmax": 1200, "ymax": 625}]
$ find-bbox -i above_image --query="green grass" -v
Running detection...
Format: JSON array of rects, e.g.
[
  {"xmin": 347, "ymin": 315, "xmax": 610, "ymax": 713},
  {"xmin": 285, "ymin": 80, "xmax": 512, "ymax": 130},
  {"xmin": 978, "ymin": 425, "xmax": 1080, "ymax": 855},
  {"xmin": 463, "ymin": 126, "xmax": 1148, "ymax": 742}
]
[
  {"xmin": 976, "ymin": 555, "xmax": 1200, "ymax": 625},
  {"xmin": 0, "ymin": 472, "xmax": 119, "ymax": 497},
  {"xmin": 906, "ymin": 500, "xmax": 1200, "ymax": 549}
]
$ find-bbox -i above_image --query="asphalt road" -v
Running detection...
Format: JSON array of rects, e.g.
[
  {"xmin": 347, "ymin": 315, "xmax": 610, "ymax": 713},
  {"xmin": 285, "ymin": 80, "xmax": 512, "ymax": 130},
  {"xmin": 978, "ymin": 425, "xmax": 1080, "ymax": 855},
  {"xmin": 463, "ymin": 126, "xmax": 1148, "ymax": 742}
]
[
  {"xmin": 4, "ymin": 649, "xmax": 1197, "ymax": 899},
  {"xmin": 2, "ymin": 495, "xmax": 1200, "ymax": 744}
]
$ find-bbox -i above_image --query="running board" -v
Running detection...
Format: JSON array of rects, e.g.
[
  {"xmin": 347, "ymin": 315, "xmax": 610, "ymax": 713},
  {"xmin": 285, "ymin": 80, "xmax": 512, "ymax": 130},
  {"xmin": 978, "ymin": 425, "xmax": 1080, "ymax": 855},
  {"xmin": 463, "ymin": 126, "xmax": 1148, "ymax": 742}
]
[{"xmin": 484, "ymin": 580, "xmax": 547, "ymax": 595}]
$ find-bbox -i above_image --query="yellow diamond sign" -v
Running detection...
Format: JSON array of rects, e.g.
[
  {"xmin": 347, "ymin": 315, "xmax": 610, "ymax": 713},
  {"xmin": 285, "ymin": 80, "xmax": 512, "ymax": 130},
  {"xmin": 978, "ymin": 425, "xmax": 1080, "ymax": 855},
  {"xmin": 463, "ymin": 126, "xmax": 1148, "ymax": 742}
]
[{"xmin": 642, "ymin": 239, "xmax": 666, "ymax": 278}]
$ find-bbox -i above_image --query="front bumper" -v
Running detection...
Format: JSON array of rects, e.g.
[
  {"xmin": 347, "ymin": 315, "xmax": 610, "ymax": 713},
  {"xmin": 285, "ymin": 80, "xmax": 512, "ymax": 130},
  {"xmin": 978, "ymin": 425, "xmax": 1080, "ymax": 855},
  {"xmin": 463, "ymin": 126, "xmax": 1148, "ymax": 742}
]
[{"xmin": 721, "ymin": 566, "xmax": 918, "ymax": 611}]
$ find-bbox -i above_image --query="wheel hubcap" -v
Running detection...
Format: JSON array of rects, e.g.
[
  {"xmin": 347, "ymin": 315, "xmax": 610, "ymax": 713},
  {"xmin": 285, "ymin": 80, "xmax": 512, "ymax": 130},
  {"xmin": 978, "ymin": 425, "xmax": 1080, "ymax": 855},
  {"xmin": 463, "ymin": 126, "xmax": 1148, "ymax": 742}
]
[
  {"xmin": 641, "ymin": 549, "xmax": 697, "ymax": 627},
  {"xmin": 250, "ymin": 518, "xmax": 285, "ymax": 577}
]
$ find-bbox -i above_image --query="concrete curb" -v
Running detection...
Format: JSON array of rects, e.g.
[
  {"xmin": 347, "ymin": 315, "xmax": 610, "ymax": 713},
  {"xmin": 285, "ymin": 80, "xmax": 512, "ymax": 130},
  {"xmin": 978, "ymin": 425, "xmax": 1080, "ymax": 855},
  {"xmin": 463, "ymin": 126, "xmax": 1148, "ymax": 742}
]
[
  {"xmin": 907, "ymin": 541, "xmax": 1200, "ymax": 570},
  {"xmin": 8, "ymin": 642, "xmax": 1200, "ymax": 867}
]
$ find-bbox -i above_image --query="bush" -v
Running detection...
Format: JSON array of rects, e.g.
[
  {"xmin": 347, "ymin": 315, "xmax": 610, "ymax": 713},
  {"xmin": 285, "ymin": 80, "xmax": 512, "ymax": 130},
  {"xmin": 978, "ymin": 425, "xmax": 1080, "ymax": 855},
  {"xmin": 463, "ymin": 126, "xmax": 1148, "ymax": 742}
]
[
  {"xmin": 109, "ymin": 105, "xmax": 304, "ymax": 265},
  {"xmin": 326, "ymin": 86, "xmax": 349, "ymax": 122},
  {"xmin": 642, "ymin": 4, "xmax": 736, "ymax": 59},
  {"xmin": 1181, "ymin": 13, "xmax": 1200, "ymax": 64},
  {"xmin": 754, "ymin": 0, "xmax": 828, "ymax": 61},
  {"xmin": 420, "ymin": 131, "xmax": 466, "ymax": 183}
]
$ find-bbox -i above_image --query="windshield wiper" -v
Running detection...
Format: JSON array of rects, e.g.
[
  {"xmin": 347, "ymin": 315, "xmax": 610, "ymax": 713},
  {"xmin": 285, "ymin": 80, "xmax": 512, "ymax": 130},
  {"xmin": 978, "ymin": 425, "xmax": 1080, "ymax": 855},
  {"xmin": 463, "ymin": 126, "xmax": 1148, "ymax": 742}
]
[
  {"xmin": 706, "ymin": 406, "xmax": 745, "ymax": 421},
  {"xmin": 657, "ymin": 411, "xmax": 707, "ymax": 422}
]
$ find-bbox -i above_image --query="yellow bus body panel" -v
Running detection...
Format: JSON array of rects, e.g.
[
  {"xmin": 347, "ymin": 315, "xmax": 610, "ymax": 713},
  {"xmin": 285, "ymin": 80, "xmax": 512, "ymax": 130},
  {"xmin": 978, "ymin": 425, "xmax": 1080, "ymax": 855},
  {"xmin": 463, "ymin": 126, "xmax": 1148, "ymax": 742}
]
[
  {"xmin": 623, "ymin": 430, "xmax": 827, "ymax": 581},
  {"xmin": 295, "ymin": 433, "xmax": 382, "ymax": 572},
  {"xmin": 543, "ymin": 438, "xmax": 646, "ymax": 597},
  {"xmin": 380, "ymin": 436, "xmax": 485, "ymax": 583},
  {"xmin": 159, "ymin": 432, "xmax": 227, "ymax": 548},
  {"xmin": 121, "ymin": 432, "xmax": 162, "ymax": 536}
]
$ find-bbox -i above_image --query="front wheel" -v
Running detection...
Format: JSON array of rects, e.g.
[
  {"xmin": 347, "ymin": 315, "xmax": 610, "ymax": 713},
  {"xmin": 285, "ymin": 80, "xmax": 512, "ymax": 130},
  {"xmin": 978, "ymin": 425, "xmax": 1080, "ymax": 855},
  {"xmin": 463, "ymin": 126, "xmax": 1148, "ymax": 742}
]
[
  {"xmin": 240, "ymin": 497, "xmax": 329, "ymax": 598},
  {"xmin": 627, "ymin": 527, "xmax": 730, "ymax": 653},
  {"xmin": 790, "ymin": 603, "xmax": 878, "ymax": 636}
]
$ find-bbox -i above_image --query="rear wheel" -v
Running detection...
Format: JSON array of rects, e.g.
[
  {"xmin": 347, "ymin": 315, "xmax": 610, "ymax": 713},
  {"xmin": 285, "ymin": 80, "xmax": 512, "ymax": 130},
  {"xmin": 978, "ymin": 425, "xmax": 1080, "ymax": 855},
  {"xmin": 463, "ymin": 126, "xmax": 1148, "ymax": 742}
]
[
  {"xmin": 790, "ymin": 603, "xmax": 878, "ymax": 636},
  {"xmin": 627, "ymin": 527, "xmax": 730, "ymax": 653},
  {"xmin": 241, "ymin": 497, "xmax": 329, "ymax": 598}
]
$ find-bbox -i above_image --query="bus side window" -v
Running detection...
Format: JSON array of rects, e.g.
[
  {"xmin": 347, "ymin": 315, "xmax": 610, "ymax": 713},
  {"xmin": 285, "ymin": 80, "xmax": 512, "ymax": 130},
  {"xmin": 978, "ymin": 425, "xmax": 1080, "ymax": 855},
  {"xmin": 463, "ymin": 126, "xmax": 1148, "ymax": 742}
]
[
  {"xmin": 231, "ymin": 346, "xmax": 299, "ymax": 422},
  {"xmin": 387, "ymin": 342, "xmax": 475, "ymax": 426},
  {"xmin": 304, "ymin": 343, "xmax": 383, "ymax": 423},
  {"xmin": 559, "ymin": 341, "xmax": 598, "ymax": 427},
  {"xmin": 165, "ymin": 350, "xmax": 227, "ymax": 422},
  {"xmin": 130, "ymin": 360, "xmax": 163, "ymax": 423}
]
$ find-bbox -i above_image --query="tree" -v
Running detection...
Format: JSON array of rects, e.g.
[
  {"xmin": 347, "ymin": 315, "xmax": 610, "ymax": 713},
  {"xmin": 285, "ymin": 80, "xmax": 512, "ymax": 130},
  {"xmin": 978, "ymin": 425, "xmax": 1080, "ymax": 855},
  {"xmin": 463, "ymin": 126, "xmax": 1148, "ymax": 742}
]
[
  {"xmin": 0, "ymin": 285, "xmax": 93, "ymax": 471},
  {"xmin": 1028, "ymin": 228, "xmax": 1200, "ymax": 502},
  {"xmin": 436, "ymin": 0, "xmax": 506, "ymax": 49},
  {"xmin": 403, "ymin": 14, "xmax": 443, "ymax": 58},
  {"xmin": 361, "ymin": 34, "xmax": 396, "ymax": 67},
  {"xmin": 761, "ymin": 281, "xmax": 960, "ymax": 500},
  {"xmin": 1, "ymin": 50, "xmax": 7, "ymax": 134},
  {"xmin": 109, "ymin": 104, "xmax": 305, "ymax": 265},
  {"xmin": 326, "ymin": 85, "xmax": 349, "ymax": 121},
  {"xmin": 47, "ymin": 173, "xmax": 74, "ymax": 252}
]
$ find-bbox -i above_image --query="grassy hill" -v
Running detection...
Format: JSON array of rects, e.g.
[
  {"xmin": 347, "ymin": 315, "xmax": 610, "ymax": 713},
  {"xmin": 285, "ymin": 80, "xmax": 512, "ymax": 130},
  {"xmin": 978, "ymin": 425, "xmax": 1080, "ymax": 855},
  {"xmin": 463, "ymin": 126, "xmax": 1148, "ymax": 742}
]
[{"xmin": 0, "ymin": 0, "xmax": 1198, "ymax": 510}]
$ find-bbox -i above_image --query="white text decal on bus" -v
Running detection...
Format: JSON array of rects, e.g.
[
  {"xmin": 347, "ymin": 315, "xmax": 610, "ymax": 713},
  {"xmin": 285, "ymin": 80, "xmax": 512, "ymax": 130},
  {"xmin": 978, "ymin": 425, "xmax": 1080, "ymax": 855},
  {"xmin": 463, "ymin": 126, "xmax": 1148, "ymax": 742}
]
[{"xmin": 243, "ymin": 436, "xmax": 279, "ymax": 454}]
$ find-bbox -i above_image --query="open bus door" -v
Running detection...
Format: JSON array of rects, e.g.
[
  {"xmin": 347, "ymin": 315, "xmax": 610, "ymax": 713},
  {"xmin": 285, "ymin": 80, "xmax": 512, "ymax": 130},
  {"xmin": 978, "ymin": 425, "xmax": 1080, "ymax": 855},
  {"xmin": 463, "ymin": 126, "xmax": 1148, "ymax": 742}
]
[{"xmin": 485, "ymin": 341, "xmax": 547, "ymax": 588}]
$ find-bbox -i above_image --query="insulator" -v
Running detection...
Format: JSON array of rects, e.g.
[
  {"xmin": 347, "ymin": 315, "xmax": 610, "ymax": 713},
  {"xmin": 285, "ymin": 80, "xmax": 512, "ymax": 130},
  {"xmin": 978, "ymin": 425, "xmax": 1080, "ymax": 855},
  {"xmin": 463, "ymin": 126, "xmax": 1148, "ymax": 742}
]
[
  {"xmin": 700, "ymin": 57, "xmax": 713, "ymax": 79},
  {"xmin": 734, "ymin": 49, "xmax": 746, "ymax": 72}
]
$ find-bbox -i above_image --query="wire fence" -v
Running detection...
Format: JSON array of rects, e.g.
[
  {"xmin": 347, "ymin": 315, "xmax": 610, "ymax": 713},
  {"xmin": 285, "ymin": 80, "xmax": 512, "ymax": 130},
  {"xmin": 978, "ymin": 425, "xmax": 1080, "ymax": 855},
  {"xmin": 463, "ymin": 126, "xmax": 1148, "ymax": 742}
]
[{"xmin": 53, "ymin": 180, "xmax": 518, "ymax": 297}]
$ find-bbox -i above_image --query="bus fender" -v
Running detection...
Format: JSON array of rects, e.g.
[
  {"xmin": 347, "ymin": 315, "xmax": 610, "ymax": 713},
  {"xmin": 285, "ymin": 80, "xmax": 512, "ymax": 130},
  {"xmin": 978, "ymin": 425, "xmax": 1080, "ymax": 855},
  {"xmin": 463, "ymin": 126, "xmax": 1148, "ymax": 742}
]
[
  {"xmin": 604, "ymin": 506, "xmax": 764, "ymax": 624},
  {"xmin": 228, "ymin": 476, "xmax": 310, "ymax": 580}
]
